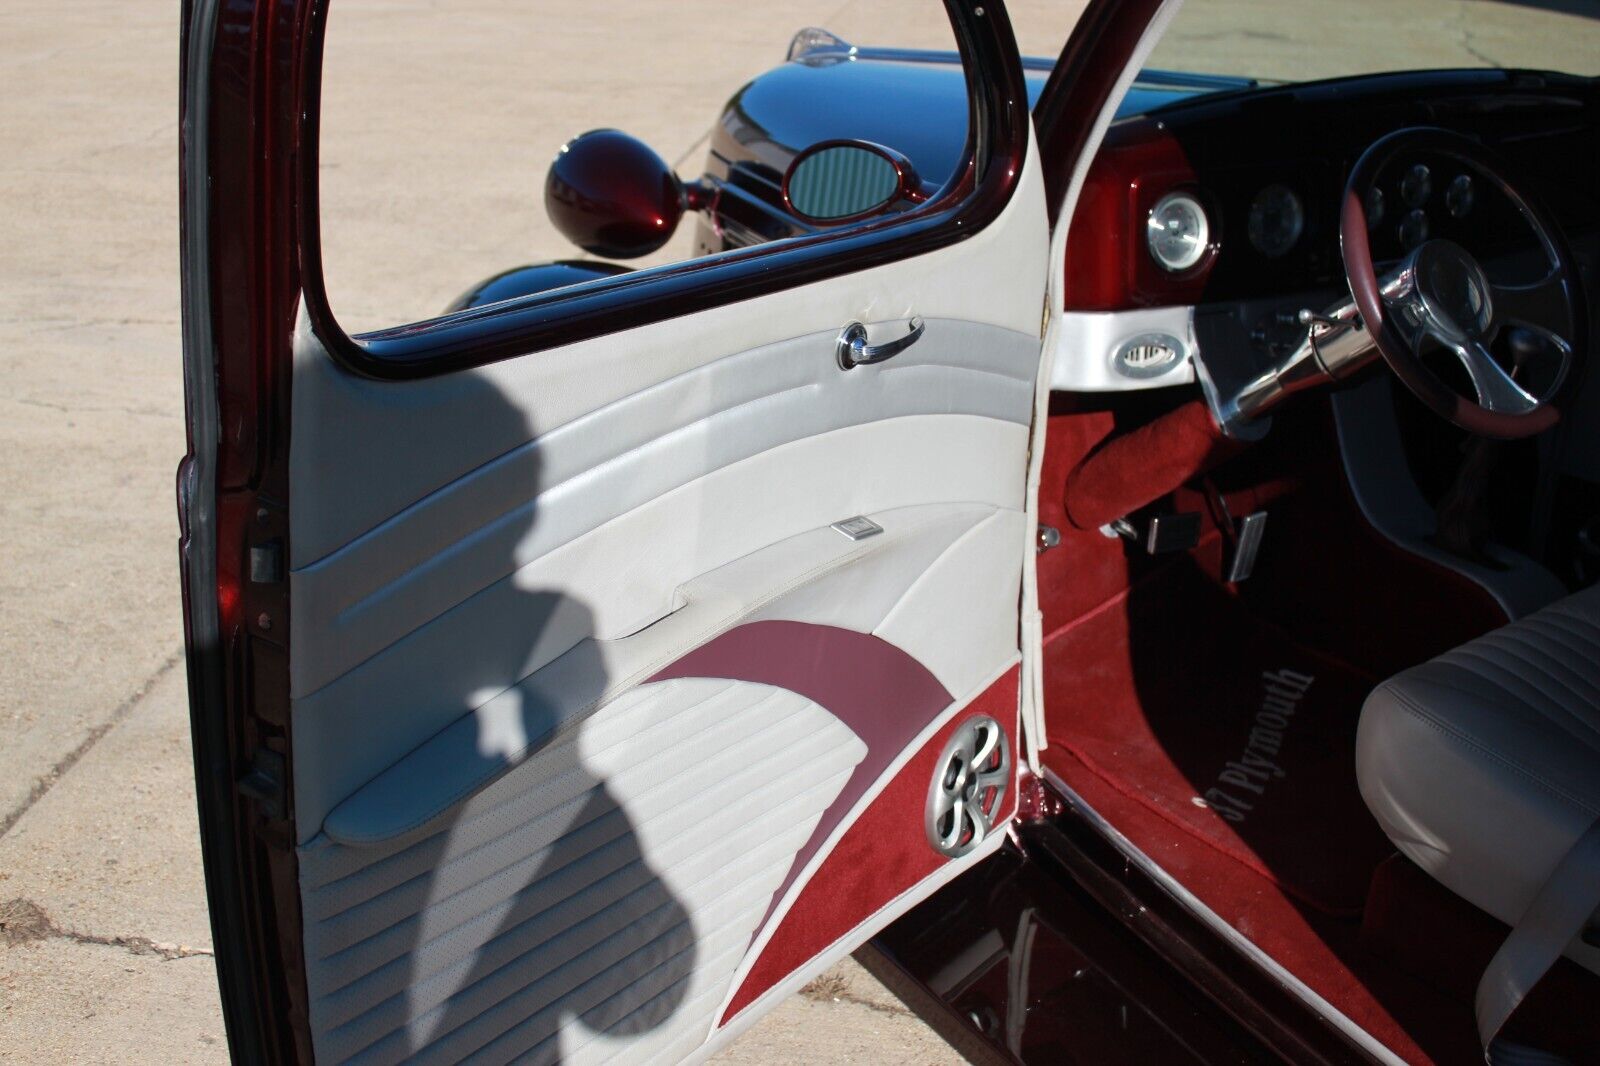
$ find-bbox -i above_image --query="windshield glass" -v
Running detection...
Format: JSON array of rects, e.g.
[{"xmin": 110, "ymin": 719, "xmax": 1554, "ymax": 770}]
[{"xmin": 1146, "ymin": 0, "xmax": 1599, "ymax": 85}]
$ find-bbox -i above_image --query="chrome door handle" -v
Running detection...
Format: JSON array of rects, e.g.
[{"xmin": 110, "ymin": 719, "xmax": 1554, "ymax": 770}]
[{"xmin": 836, "ymin": 316, "xmax": 924, "ymax": 370}]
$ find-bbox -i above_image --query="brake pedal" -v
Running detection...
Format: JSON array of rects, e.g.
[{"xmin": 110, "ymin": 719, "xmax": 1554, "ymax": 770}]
[
  {"xmin": 1225, "ymin": 511, "xmax": 1269, "ymax": 583},
  {"xmin": 1104, "ymin": 512, "xmax": 1202, "ymax": 555}
]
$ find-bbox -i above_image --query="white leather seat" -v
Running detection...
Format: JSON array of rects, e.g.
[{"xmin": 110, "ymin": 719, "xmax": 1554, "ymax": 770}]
[{"xmin": 1356, "ymin": 581, "xmax": 1600, "ymax": 976}]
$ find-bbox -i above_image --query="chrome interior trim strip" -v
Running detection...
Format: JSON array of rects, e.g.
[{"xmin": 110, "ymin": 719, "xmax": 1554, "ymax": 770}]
[{"xmin": 1048, "ymin": 306, "xmax": 1198, "ymax": 392}]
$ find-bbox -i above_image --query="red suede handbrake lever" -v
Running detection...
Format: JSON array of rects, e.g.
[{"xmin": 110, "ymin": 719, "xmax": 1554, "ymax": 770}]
[{"xmin": 1063, "ymin": 398, "xmax": 1245, "ymax": 531}]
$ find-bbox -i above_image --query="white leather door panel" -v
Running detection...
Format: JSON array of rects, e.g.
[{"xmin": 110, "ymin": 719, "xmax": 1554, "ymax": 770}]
[
  {"xmin": 301, "ymin": 678, "xmax": 865, "ymax": 1066},
  {"xmin": 284, "ymin": 130, "xmax": 1048, "ymax": 1066}
]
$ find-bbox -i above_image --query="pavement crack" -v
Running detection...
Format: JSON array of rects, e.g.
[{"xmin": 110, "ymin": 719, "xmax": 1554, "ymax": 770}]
[
  {"xmin": 1, "ymin": 897, "xmax": 212, "ymax": 961},
  {"xmin": 0, "ymin": 648, "xmax": 184, "ymax": 840},
  {"xmin": 1456, "ymin": 7, "xmax": 1502, "ymax": 68},
  {"xmin": 15, "ymin": 396, "xmax": 70, "ymax": 412}
]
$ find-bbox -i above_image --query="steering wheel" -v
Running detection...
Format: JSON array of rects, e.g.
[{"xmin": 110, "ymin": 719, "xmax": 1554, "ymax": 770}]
[{"xmin": 1340, "ymin": 127, "xmax": 1587, "ymax": 439}]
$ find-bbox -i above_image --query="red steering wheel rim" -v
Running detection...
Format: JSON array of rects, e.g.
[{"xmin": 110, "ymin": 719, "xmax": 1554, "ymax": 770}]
[{"xmin": 1339, "ymin": 127, "xmax": 1583, "ymax": 439}]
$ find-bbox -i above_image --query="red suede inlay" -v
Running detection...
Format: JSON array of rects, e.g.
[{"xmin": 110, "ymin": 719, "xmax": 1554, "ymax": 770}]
[
  {"xmin": 1046, "ymin": 746, "xmax": 1461, "ymax": 1064},
  {"xmin": 718, "ymin": 665, "xmax": 1022, "ymax": 1025},
  {"xmin": 1035, "ymin": 402, "xmax": 1135, "ymax": 632},
  {"xmin": 1046, "ymin": 560, "xmax": 1393, "ymax": 914},
  {"xmin": 1037, "ymin": 398, "xmax": 1520, "ymax": 1062},
  {"xmin": 1064, "ymin": 398, "xmax": 1244, "ymax": 531}
]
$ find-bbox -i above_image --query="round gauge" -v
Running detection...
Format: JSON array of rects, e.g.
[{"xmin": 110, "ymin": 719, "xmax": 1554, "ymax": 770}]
[
  {"xmin": 1401, "ymin": 163, "xmax": 1432, "ymax": 207},
  {"xmin": 1399, "ymin": 208, "xmax": 1429, "ymax": 249},
  {"xmin": 1146, "ymin": 191, "xmax": 1211, "ymax": 273},
  {"xmin": 1365, "ymin": 185, "xmax": 1386, "ymax": 231},
  {"xmin": 1446, "ymin": 174, "xmax": 1475, "ymax": 218},
  {"xmin": 1247, "ymin": 184, "xmax": 1305, "ymax": 259}
]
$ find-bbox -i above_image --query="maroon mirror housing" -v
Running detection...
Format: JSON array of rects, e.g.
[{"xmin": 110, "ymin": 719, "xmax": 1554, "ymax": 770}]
[{"xmin": 545, "ymin": 129, "xmax": 690, "ymax": 259}]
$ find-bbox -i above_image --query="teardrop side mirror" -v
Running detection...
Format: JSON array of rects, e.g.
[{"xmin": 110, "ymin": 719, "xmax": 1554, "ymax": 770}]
[
  {"xmin": 782, "ymin": 140, "xmax": 926, "ymax": 225},
  {"xmin": 544, "ymin": 129, "xmax": 687, "ymax": 259}
]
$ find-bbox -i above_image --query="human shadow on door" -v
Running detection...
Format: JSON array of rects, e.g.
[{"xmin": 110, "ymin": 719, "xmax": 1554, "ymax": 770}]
[{"xmin": 301, "ymin": 380, "xmax": 696, "ymax": 1066}]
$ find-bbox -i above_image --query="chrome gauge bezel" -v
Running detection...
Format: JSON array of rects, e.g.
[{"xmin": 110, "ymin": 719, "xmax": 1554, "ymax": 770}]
[
  {"xmin": 1401, "ymin": 162, "xmax": 1432, "ymax": 207},
  {"xmin": 1445, "ymin": 173, "xmax": 1475, "ymax": 219},
  {"xmin": 1398, "ymin": 207, "xmax": 1430, "ymax": 249},
  {"xmin": 1246, "ymin": 183, "xmax": 1305, "ymax": 259},
  {"xmin": 1145, "ymin": 190, "xmax": 1212, "ymax": 273},
  {"xmin": 1365, "ymin": 184, "xmax": 1386, "ymax": 231}
]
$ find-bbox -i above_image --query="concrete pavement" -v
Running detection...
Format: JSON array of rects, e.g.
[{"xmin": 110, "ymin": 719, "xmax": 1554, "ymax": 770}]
[{"xmin": 0, "ymin": 664, "xmax": 959, "ymax": 1063}]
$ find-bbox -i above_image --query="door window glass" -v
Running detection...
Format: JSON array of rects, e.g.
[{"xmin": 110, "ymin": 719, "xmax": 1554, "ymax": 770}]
[{"xmin": 317, "ymin": 2, "xmax": 994, "ymax": 335}]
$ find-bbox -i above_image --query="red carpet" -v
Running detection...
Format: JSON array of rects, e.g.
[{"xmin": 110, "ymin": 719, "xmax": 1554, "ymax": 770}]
[
  {"xmin": 1031, "ymin": 398, "xmax": 1552, "ymax": 1062},
  {"xmin": 1044, "ymin": 746, "xmax": 1476, "ymax": 1064},
  {"xmin": 1044, "ymin": 560, "xmax": 1395, "ymax": 915}
]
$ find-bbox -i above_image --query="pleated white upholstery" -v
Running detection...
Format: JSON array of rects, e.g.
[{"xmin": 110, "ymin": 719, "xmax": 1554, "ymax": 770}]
[
  {"xmin": 1358, "ymin": 582, "xmax": 1600, "ymax": 975},
  {"xmin": 298, "ymin": 678, "xmax": 866, "ymax": 1065}
]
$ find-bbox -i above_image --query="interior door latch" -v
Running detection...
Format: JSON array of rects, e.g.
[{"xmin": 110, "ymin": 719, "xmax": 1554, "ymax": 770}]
[{"xmin": 836, "ymin": 316, "xmax": 925, "ymax": 369}]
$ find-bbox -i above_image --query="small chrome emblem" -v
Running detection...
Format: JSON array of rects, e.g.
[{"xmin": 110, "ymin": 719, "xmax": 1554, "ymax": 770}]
[
  {"xmin": 1113, "ymin": 332, "xmax": 1184, "ymax": 378},
  {"xmin": 831, "ymin": 515, "xmax": 883, "ymax": 541}
]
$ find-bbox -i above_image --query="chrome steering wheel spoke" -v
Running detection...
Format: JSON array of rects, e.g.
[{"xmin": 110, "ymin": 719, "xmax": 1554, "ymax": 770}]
[
  {"xmin": 1451, "ymin": 337, "xmax": 1540, "ymax": 415},
  {"xmin": 1382, "ymin": 289, "xmax": 1429, "ymax": 352},
  {"xmin": 1336, "ymin": 127, "xmax": 1584, "ymax": 438}
]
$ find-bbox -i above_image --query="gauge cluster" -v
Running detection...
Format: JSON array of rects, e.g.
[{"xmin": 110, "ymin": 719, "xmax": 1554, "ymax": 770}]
[
  {"xmin": 1063, "ymin": 70, "xmax": 1599, "ymax": 314},
  {"xmin": 1368, "ymin": 162, "xmax": 1477, "ymax": 252},
  {"xmin": 1227, "ymin": 162, "xmax": 1479, "ymax": 272},
  {"xmin": 1131, "ymin": 148, "xmax": 1540, "ymax": 307}
]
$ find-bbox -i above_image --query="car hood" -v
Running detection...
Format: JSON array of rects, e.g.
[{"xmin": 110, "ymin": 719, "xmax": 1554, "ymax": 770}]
[{"xmin": 715, "ymin": 49, "xmax": 1253, "ymax": 185}]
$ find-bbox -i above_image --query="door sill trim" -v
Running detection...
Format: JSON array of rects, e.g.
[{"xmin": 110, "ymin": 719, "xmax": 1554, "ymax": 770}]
[{"xmin": 1038, "ymin": 767, "xmax": 1406, "ymax": 1066}]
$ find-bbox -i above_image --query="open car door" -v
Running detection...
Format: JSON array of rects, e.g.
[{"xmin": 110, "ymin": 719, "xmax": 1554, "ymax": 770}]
[{"xmin": 178, "ymin": 2, "xmax": 1050, "ymax": 1062}]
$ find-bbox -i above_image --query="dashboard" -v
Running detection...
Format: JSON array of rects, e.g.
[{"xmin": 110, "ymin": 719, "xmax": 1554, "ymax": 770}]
[{"xmin": 1056, "ymin": 68, "xmax": 1600, "ymax": 393}]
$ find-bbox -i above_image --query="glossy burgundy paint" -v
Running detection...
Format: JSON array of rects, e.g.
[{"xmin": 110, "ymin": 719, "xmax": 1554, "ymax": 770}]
[
  {"xmin": 544, "ymin": 129, "xmax": 688, "ymax": 259},
  {"xmin": 1060, "ymin": 119, "xmax": 1214, "ymax": 311},
  {"xmin": 444, "ymin": 259, "xmax": 633, "ymax": 313},
  {"xmin": 649, "ymin": 621, "xmax": 953, "ymax": 944},
  {"xmin": 1032, "ymin": 0, "xmax": 1168, "ymax": 225},
  {"xmin": 179, "ymin": 0, "xmax": 314, "ymax": 1060}
]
